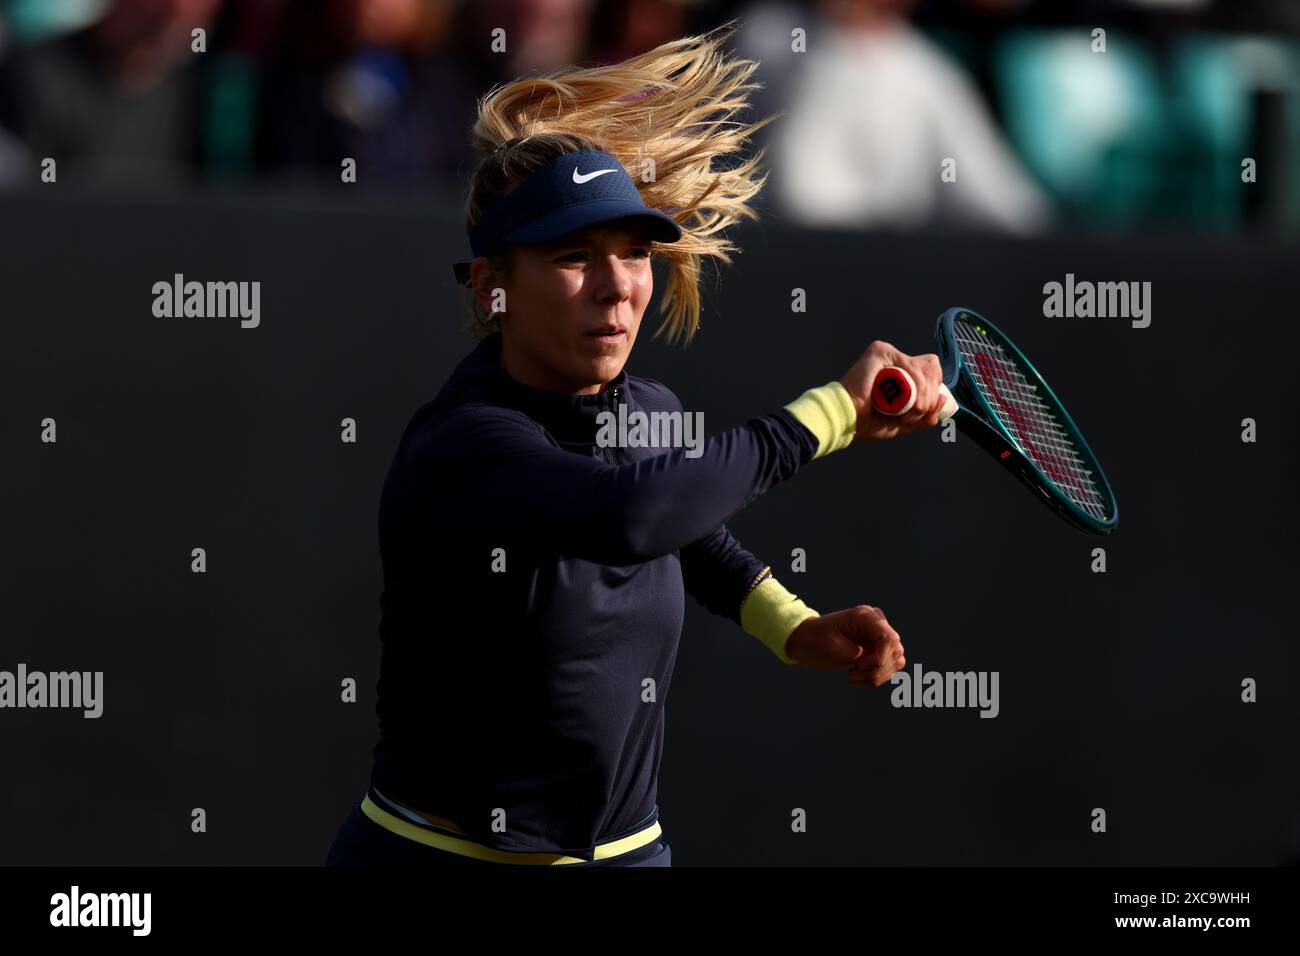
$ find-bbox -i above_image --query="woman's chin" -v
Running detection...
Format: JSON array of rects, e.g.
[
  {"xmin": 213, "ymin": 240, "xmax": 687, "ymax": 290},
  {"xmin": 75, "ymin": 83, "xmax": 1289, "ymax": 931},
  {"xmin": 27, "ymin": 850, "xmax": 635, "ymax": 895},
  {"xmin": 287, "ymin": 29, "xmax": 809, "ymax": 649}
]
[{"xmin": 576, "ymin": 350, "xmax": 627, "ymax": 380}]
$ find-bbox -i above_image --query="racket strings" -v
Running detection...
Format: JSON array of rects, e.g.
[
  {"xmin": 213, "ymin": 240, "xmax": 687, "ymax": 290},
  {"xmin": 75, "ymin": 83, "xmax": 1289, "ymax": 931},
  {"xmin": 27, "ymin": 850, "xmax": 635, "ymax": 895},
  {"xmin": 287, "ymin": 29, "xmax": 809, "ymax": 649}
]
[{"xmin": 953, "ymin": 320, "xmax": 1109, "ymax": 520}]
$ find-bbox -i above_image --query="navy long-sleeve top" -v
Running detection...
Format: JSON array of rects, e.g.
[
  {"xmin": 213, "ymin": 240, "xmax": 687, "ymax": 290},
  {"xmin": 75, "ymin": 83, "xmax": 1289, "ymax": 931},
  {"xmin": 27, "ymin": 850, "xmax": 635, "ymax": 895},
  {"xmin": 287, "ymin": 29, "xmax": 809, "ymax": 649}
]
[{"xmin": 369, "ymin": 331, "xmax": 821, "ymax": 859}]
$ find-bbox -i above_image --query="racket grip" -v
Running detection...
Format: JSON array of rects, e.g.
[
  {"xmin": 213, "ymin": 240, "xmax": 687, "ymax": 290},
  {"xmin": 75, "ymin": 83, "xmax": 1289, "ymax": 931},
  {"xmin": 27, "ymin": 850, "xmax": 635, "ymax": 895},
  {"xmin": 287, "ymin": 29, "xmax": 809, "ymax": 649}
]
[{"xmin": 871, "ymin": 366, "xmax": 958, "ymax": 421}]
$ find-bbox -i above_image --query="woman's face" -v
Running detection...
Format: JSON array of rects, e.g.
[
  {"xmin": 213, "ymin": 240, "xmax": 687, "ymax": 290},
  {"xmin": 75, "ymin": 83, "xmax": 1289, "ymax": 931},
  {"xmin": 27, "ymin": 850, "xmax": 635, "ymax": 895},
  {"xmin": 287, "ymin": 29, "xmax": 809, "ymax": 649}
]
[{"xmin": 478, "ymin": 219, "xmax": 655, "ymax": 396}]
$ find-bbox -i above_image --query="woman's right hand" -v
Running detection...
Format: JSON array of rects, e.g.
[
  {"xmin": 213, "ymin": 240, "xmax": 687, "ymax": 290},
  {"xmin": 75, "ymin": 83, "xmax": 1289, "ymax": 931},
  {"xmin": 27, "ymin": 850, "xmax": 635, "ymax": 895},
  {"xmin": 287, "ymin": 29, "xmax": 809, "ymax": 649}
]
[
  {"xmin": 839, "ymin": 340, "xmax": 948, "ymax": 442},
  {"xmin": 784, "ymin": 605, "xmax": 906, "ymax": 688}
]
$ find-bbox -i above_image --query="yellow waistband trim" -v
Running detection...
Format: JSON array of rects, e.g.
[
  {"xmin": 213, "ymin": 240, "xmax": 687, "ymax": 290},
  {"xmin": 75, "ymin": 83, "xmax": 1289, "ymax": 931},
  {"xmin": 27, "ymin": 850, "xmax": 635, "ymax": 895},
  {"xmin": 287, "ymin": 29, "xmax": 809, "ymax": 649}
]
[{"xmin": 359, "ymin": 794, "xmax": 662, "ymax": 865}]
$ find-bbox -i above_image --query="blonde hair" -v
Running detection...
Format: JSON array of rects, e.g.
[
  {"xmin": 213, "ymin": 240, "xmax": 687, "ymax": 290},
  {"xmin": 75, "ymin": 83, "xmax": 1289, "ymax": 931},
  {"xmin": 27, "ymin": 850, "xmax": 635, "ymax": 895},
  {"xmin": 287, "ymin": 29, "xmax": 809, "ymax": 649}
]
[{"xmin": 459, "ymin": 19, "xmax": 778, "ymax": 347}]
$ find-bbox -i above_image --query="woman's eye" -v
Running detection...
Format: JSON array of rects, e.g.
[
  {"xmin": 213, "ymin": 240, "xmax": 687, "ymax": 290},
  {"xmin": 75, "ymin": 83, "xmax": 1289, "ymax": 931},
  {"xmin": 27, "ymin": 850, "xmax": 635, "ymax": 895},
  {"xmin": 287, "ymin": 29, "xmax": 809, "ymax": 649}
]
[{"xmin": 557, "ymin": 248, "xmax": 650, "ymax": 263}]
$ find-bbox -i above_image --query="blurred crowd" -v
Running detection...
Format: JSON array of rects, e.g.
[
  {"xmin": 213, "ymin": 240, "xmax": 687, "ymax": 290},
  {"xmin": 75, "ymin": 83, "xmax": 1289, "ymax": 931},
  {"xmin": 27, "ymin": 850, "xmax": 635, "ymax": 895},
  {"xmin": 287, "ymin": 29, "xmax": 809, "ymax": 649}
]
[{"xmin": 0, "ymin": 0, "xmax": 1298, "ymax": 233}]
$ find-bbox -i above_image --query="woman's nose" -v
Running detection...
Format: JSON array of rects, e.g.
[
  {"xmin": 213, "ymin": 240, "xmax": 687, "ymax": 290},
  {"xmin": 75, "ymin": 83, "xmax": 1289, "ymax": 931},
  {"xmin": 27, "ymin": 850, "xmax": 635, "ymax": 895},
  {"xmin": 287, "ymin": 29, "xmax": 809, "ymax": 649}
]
[{"xmin": 595, "ymin": 256, "xmax": 633, "ymax": 300}]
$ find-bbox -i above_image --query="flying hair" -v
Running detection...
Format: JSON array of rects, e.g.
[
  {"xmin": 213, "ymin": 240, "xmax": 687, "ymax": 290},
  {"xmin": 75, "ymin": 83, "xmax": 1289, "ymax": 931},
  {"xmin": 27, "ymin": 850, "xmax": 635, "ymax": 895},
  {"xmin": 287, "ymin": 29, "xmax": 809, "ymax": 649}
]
[{"xmin": 459, "ymin": 18, "xmax": 779, "ymax": 346}]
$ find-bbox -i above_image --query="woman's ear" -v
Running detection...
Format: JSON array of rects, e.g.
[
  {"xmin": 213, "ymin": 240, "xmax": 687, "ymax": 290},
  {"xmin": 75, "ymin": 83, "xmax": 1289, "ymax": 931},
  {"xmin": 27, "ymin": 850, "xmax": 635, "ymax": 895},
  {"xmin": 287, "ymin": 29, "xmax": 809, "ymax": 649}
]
[
  {"xmin": 471, "ymin": 257, "xmax": 512, "ymax": 320},
  {"xmin": 470, "ymin": 257, "xmax": 496, "ymax": 294}
]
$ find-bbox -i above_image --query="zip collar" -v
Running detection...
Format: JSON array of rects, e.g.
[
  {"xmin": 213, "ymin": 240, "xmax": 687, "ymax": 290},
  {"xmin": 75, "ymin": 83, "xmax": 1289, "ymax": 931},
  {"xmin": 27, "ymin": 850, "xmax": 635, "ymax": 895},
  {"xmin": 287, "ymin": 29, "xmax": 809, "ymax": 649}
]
[{"xmin": 446, "ymin": 332, "xmax": 632, "ymax": 447}]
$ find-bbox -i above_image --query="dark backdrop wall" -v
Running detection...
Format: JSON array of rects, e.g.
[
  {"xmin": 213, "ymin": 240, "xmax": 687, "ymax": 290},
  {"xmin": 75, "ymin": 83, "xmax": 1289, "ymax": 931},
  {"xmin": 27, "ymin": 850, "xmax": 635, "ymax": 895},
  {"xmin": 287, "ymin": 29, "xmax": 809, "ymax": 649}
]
[{"xmin": 1, "ymin": 188, "xmax": 1296, "ymax": 865}]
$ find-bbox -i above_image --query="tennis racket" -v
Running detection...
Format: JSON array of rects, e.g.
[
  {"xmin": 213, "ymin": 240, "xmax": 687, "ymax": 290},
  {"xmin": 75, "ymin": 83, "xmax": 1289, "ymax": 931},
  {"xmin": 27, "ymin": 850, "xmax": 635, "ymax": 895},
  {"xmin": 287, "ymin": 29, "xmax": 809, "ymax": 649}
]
[{"xmin": 871, "ymin": 307, "xmax": 1118, "ymax": 536}]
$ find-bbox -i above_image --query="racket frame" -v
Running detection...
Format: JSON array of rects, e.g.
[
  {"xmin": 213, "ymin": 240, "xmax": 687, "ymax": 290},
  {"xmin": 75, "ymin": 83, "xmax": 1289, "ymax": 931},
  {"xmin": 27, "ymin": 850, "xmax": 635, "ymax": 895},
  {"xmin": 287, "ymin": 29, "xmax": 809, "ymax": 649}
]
[{"xmin": 935, "ymin": 307, "xmax": 1119, "ymax": 536}]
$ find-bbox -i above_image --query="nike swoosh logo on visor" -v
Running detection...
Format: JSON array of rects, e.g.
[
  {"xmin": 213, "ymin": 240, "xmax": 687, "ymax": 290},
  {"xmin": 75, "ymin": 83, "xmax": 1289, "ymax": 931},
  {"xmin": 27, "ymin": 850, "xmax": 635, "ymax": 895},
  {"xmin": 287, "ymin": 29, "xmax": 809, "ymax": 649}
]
[{"xmin": 572, "ymin": 167, "xmax": 617, "ymax": 184}]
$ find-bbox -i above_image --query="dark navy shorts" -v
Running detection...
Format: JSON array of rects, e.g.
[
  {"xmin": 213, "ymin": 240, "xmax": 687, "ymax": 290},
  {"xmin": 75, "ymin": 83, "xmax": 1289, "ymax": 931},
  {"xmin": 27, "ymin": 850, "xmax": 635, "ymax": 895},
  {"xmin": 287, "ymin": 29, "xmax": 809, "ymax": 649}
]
[{"xmin": 325, "ymin": 800, "xmax": 672, "ymax": 868}]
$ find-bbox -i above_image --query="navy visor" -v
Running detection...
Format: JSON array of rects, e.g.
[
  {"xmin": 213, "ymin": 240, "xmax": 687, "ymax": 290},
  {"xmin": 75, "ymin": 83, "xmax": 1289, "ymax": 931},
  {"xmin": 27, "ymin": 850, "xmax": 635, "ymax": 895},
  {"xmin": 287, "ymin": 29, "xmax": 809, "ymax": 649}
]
[{"xmin": 452, "ymin": 148, "xmax": 683, "ymax": 286}]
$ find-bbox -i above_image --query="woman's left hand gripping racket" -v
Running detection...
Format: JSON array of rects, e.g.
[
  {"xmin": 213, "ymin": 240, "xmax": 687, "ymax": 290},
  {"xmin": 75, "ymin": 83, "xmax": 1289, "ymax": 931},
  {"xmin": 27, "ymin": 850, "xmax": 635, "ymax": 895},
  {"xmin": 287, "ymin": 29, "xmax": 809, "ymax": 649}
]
[{"xmin": 871, "ymin": 307, "xmax": 1118, "ymax": 536}]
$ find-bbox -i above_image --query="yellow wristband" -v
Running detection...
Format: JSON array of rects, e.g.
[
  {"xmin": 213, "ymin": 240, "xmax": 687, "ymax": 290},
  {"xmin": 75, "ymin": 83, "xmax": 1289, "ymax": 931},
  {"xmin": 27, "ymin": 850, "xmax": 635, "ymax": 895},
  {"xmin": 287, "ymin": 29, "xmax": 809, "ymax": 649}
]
[
  {"xmin": 783, "ymin": 381, "xmax": 857, "ymax": 459},
  {"xmin": 740, "ymin": 576, "xmax": 819, "ymax": 665}
]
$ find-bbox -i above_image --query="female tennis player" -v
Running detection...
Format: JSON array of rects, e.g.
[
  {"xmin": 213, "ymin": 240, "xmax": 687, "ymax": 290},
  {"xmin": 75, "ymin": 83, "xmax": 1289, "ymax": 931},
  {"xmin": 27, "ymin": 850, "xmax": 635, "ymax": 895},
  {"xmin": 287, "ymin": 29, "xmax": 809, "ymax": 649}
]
[{"xmin": 325, "ymin": 22, "xmax": 948, "ymax": 868}]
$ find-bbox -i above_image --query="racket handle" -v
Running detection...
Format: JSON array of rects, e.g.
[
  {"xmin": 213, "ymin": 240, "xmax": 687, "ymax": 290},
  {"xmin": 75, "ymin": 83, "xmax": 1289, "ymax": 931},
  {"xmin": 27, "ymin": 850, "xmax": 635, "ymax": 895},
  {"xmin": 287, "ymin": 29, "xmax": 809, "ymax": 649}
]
[{"xmin": 871, "ymin": 366, "xmax": 958, "ymax": 421}]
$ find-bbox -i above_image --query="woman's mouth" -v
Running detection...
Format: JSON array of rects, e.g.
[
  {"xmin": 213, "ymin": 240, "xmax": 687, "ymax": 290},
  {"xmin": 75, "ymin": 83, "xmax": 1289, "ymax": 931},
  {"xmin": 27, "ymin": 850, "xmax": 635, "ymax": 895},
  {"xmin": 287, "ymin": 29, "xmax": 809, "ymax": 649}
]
[{"xmin": 587, "ymin": 327, "xmax": 627, "ymax": 342}]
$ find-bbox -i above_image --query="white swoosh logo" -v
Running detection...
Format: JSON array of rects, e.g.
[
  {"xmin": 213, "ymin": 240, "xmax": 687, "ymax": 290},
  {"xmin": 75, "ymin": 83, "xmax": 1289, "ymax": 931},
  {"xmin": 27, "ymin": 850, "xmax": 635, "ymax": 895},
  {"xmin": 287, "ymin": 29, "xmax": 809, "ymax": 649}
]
[{"xmin": 573, "ymin": 167, "xmax": 617, "ymax": 184}]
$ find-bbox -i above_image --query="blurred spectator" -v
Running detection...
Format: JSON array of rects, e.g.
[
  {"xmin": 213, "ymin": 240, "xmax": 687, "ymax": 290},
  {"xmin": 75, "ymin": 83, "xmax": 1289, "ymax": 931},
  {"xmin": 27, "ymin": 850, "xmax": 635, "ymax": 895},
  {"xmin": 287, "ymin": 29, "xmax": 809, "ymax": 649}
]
[
  {"xmin": 254, "ymin": 0, "xmax": 479, "ymax": 186},
  {"xmin": 589, "ymin": 0, "xmax": 711, "ymax": 65},
  {"xmin": 0, "ymin": 0, "xmax": 1292, "ymax": 229},
  {"xmin": 764, "ymin": 0, "xmax": 1052, "ymax": 233},
  {"xmin": 0, "ymin": 0, "xmax": 222, "ymax": 187},
  {"xmin": 479, "ymin": 0, "xmax": 596, "ymax": 77},
  {"xmin": 254, "ymin": 0, "xmax": 603, "ymax": 187}
]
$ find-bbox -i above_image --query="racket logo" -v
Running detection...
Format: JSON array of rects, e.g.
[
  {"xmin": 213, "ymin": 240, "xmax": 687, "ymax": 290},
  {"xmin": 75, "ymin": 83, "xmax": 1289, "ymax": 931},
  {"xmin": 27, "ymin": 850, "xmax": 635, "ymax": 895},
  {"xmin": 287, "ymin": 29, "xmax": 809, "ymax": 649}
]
[
  {"xmin": 972, "ymin": 352, "xmax": 1084, "ymax": 499},
  {"xmin": 879, "ymin": 377, "xmax": 903, "ymax": 403}
]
